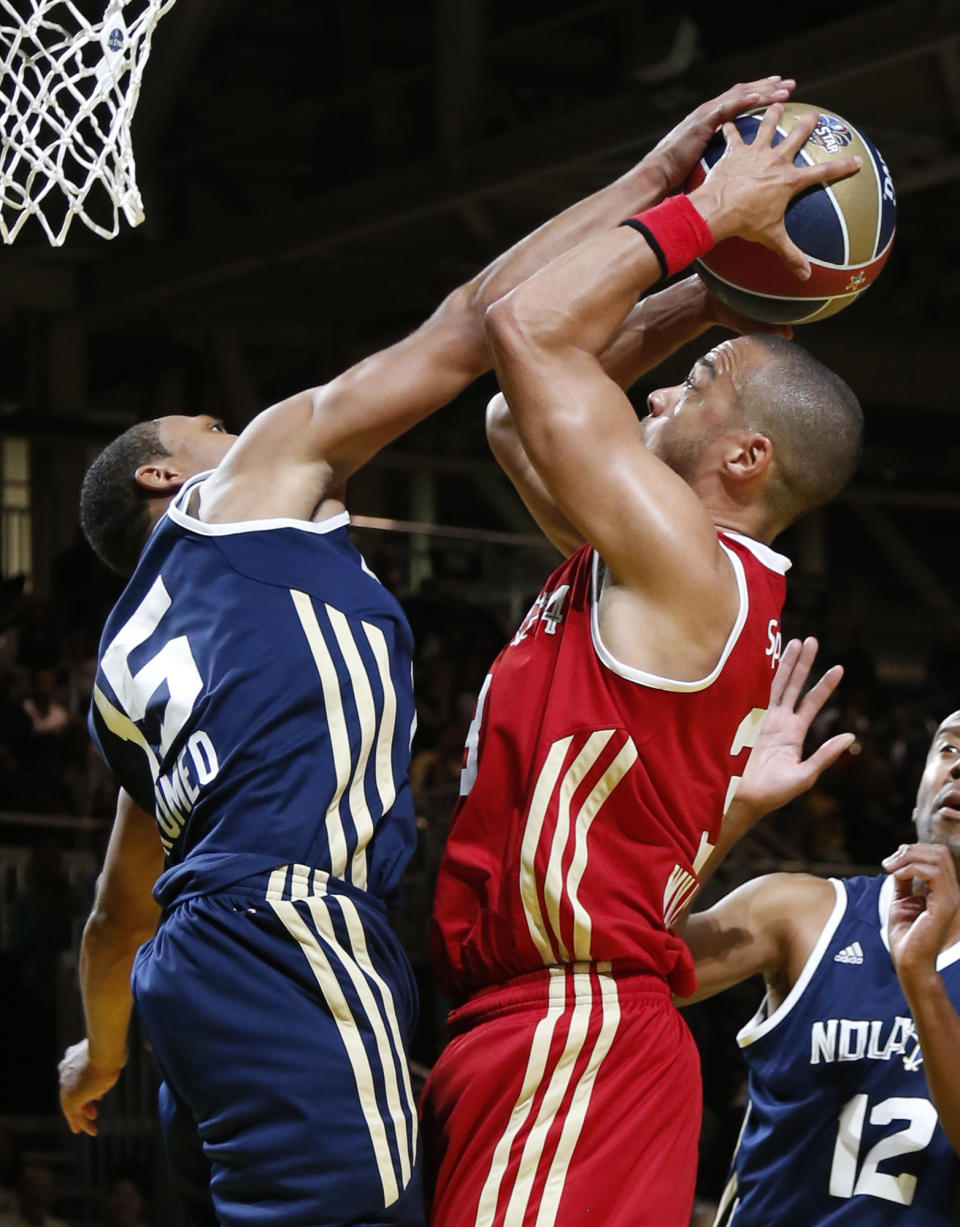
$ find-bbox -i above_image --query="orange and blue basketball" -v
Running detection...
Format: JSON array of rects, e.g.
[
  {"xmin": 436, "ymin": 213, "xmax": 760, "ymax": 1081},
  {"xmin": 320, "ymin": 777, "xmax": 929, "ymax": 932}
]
[{"xmin": 686, "ymin": 103, "xmax": 896, "ymax": 324}]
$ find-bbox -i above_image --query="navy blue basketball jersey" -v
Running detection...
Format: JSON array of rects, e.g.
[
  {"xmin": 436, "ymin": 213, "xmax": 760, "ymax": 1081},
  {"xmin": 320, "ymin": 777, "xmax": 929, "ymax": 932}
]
[
  {"xmin": 90, "ymin": 474, "xmax": 418, "ymax": 909},
  {"xmin": 715, "ymin": 874, "xmax": 960, "ymax": 1226}
]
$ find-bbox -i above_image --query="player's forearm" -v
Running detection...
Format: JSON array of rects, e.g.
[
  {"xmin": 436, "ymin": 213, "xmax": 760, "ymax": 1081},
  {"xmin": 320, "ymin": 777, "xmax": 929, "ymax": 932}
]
[
  {"xmin": 466, "ymin": 160, "xmax": 668, "ymax": 329},
  {"xmin": 485, "ymin": 227, "xmax": 664, "ymax": 379},
  {"xmin": 78, "ymin": 909, "xmax": 152, "ymax": 1071},
  {"xmin": 598, "ymin": 276, "xmax": 714, "ymax": 389},
  {"xmin": 897, "ymin": 968, "xmax": 960, "ymax": 1155}
]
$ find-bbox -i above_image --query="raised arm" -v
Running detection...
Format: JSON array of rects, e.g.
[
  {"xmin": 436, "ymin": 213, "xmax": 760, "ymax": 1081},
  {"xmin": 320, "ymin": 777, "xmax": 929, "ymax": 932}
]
[
  {"xmin": 883, "ymin": 842, "xmax": 960, "ymax": 1155},
  {"xmin": 485, "ymin": 274, "xmax": 792, "ymax": 555},
  {"xmin": 482, "ymin": 107, "xmax": 860, "ymax": 615},
  {"xmin": 197, "ymin": 80, "xmax": 800, "ymax": 524},
  {"xmin": 59, "ymin": 788, "xmax": 163, "ymax": 1136}
]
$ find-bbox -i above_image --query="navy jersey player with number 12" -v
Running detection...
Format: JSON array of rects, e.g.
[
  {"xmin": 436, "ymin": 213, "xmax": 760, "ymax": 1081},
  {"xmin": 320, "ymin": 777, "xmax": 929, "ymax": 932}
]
[
  {"xmin": 679, "ymin": 707, "xmax": 960, "ymax": 1225},
  {"xmin": 56, "ymin": 75, "xmax": 809, "ymax": 1227}
]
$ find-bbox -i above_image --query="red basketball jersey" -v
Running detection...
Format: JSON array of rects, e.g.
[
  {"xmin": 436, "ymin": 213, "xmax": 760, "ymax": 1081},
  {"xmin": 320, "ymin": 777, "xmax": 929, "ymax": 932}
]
[{"xmin": 431, "ymin": 531, "xmax": 789, "ymax": 1003}]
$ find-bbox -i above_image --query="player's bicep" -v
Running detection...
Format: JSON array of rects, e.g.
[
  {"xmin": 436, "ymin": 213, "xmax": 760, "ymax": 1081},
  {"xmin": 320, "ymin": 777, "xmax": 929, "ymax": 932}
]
[
  {"xmin": 486, "ymin": 393, "xmax": 583, "ymax": 557},
  {"xmin": 93, "ymin": 788, "xmax": 163, "ymax": 936},
  {"xmin": 216, "ymin": 292, "xmax": 481, "ymax": 491},
  {"xmin": 675, "ymin": 874, "xmax": 797, "ymax": 1004}
]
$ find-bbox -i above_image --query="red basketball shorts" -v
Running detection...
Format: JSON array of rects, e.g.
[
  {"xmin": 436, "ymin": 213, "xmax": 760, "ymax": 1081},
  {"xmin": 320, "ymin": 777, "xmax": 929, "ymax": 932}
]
[{"xmin": 421, "ymin": 963, "xmax": 701, "ymax": 1227}]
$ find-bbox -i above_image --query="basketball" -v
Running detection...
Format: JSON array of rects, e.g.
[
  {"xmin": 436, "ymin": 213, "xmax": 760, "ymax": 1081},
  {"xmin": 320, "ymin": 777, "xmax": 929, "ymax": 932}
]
[{"xmin": 686, "ymin": 103, "xmax": 897, "ymax": 324}]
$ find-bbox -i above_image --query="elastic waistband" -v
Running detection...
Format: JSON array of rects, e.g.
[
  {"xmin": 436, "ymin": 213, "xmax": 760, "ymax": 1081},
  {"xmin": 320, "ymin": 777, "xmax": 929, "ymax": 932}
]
[
  {"xmin": 448, "ymin": 963, "xmax": 671, "ymax": 1036},
  {"xmin": 162, "ymin": 861, "xmax": 387, "ymax": 916}
]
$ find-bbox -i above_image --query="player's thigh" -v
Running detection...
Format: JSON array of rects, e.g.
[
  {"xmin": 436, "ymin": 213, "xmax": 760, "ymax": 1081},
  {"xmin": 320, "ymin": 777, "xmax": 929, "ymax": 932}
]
[{"xmin": 134, "ymin": 890, "xmax": 422, "ymax": 1227}]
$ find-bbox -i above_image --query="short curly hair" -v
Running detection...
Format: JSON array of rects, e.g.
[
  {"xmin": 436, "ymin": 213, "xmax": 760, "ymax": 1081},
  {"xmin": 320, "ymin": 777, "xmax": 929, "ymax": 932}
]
[{"xmin": 80, "ymin": 422, "xmax": 171, "ymax": 576}]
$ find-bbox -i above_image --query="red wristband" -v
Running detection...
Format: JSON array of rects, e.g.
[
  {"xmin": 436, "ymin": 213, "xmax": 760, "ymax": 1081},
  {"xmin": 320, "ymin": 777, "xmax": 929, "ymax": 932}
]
[{"xmin": 619, "ymin": 194, "xmax": 714, "ymax": 279}]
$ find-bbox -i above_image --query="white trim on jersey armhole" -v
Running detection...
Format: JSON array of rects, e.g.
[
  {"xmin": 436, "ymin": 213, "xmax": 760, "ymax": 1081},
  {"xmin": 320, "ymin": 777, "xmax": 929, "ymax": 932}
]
[
  {"xmin": 878, "ymin": 873, "xmax": 960, "ymax": 971},
  {"xmin": 166, "ymin": 471, "xmax": 351, "ymax": 537},
  {"xmin": 737, "ymin": 878, "xmax": 846, "ymax": 1048},
  {"xmin": 588, "ymin": 543, "xmax": 749, "ymax": 692}
]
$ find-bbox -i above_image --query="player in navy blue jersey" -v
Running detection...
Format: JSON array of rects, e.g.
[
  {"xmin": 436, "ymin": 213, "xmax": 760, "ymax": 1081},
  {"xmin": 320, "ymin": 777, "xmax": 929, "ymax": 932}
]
[
  {"xmin": 56, "ymin": 76, "xmax": 807, "ymax": 1227},
  {"xmin": 679, "ymin": 696, "xmax": 960, "ymax": 1225}
]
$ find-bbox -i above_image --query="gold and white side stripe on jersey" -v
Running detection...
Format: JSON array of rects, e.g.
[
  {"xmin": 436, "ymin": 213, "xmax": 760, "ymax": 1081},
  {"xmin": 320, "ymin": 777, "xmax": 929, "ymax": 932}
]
[
  {"xmin": 291, "ymin": 590, "xmax": 400, "ymax": 890},
  {"xmin": 712, "ymin": 1100, "xmax": 751, "ymax": 1226},
  {"xmin": 474, "ymin": 966, "xmax": 621, "ymax": 1227},
  {"xmin": 266, "ymin": 864, "xmax": 415, "ymax": 1206},
  {"xmin": 520, "ymin": 731, "xmax": 638, "ymax": 964},
  {"xmin": 565, "ymin": 738, "xmax": 637, "ymax": 960}
]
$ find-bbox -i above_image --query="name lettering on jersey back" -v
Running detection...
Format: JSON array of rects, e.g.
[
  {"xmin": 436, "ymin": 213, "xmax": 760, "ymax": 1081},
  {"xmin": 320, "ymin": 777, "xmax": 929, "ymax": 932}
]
[
  {"xmin": 154, "ymin": 730, "xmax": 220, "ymax": 851},
  {"xmin": 810, "ymin": 1016, "xmax": 922, "ymax": 1071},
  {"xmin": 511, "ymin": 584, "xmax": 570, "ymax": 646},
  {"xmin": 766, "ymin": 619, "xmax": 782, "ymax": 667}
]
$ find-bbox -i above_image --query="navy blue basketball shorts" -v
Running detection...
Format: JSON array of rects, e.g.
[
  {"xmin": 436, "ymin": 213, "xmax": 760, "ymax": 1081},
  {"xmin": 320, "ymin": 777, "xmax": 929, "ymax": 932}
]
[{"xmin": 131, "ymin": 864, "xmax": 424, "ymax": 1227}]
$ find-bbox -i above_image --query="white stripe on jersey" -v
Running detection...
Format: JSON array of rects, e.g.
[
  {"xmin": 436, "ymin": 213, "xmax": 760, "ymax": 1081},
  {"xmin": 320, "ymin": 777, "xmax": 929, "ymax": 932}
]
[
  {"xmin": 474, "ymin": 968, "xmax": 568, "ymax": 1227},
  {"xmin": 325, "ymin": 604, "xmax": 379, "ymax": 889},
  {"xmin": 291, "ymin": 591, "xmax": 353, "ymax": 877},
  {"xmin": 520, "ymin": 732, "xmax": 638, "ymax": 965},
  {"xmin": 543, "ymin": 731, "xmax": 614, "ymax": 961},
  {"xmin": 268, "ymin": 887, "xmax": 412, "ymax": 1205},
  {"xmin": 566, "ymin": 737, "xmax": 637, "ymax": 961},
  {"xmin": 519, "ymin": 739, "xmax": 572, "ymax": 962},
  {"xmin": 291, "ymin": 592, "xmax": 403, "ymax": 890},
  {"xmin": 361, "ymin": 621, "xmax": 400, "ymax": 848},
  {"xmin": 713, "ymin": 1100, "xmax": 750, "ymax": 1226}
]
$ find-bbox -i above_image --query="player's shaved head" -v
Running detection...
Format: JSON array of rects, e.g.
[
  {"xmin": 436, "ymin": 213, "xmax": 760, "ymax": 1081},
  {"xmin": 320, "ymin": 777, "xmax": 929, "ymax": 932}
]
[
  {"xmin": 738, "ymin": 335, "xmax": 863, "ymax": 528},
  {"xmin": 80, "ymin": 420, "xmax": 171, "ymax": 576}
]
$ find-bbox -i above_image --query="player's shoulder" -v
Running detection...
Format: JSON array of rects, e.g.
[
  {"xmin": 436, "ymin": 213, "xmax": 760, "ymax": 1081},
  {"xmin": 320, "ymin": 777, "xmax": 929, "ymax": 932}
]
[{"xmin": 734, "ymin": 871, "xmax": 838, "ymax": 936}]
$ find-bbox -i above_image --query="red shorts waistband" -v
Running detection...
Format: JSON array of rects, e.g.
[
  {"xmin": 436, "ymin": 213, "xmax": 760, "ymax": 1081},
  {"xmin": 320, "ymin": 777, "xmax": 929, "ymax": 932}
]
[{"xmin": 447, "ymin": 962, "xmax": 671, "ymax": 1038}]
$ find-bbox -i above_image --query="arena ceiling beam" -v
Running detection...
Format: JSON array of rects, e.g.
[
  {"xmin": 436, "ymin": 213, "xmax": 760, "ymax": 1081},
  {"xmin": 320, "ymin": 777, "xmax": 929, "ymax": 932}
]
[{"xmin": 81, "ymin": 0, "xmax": 959, "ymax": 323}]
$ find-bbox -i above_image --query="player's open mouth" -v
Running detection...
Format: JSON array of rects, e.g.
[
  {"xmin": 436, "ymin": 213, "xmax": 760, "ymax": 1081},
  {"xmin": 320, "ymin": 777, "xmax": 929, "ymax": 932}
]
[{"xmin": 936, "ymin": 789, "xmax": 960, "ymax": 820}]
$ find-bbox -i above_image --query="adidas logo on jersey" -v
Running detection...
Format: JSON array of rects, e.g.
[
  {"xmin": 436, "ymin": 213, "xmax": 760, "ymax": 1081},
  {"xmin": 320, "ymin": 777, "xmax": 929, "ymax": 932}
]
[{"xmin": 834, "ymin": 941, "xmax": 864, "ymax": 965}]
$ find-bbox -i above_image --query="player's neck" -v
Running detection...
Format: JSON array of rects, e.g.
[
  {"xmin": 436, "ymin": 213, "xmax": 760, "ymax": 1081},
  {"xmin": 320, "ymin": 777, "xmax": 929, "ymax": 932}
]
[{"xmin": 709, "ymin": 510, "xmax": 775, "ymax": 546}]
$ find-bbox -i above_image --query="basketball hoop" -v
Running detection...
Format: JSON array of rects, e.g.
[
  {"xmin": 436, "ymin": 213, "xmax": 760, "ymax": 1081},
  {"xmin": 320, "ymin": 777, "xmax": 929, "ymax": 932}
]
[{"xmin": 0, "ymin": 0, "xmax": 177, "ymax": 246}]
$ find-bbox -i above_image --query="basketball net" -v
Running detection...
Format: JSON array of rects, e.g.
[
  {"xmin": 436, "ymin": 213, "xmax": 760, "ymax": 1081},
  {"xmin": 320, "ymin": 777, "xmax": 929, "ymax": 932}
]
[{"xmin": 0, "ymin": 0, "xmax": 176, "ymax": 246}]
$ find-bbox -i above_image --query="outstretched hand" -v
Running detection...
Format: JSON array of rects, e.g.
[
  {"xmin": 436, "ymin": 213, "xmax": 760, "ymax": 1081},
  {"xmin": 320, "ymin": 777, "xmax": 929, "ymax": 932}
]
[
  {"xmin": 645, "ymin": 76, "xmax": 796, "ymax": 192},
  {"xmin": 689, "ymin": 104, "xmax": 862, "ymax": 280},
  {"xmin": 734, "ymin": 637, "xmax": 855, "ymax": 820},
  {"xmin": 883, "ymin": 843, "xmax": 960, "ymax": 985}
]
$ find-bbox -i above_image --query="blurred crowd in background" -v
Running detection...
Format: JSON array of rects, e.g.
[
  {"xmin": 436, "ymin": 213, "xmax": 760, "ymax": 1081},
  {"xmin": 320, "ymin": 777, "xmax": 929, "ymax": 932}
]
[{"xmin": 0, "ymin": 531, "xmax": 957, "ymax": 1225}]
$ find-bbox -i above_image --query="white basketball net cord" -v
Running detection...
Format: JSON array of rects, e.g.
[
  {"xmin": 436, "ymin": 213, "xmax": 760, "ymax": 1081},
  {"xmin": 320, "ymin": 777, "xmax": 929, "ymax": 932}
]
[{"xmin": 0, "ymin": 0, "xmax": 176, "ymax": 245}]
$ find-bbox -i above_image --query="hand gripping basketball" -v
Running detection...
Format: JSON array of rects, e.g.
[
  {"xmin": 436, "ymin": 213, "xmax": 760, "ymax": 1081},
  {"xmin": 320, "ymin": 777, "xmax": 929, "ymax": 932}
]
[{"xmin": 688, "ymin": 104, "xmax": 862, "ymax": 280}]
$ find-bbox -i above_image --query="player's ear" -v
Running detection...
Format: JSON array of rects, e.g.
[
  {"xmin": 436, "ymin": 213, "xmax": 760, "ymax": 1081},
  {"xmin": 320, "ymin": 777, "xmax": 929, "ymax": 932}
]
[
  {"xmin": 135, "ymin": 460, "xmax": 184, "ymax": 492},
  {"xmin": 723, "ymin": 431, "xmax": 772, "ymax": 482}
]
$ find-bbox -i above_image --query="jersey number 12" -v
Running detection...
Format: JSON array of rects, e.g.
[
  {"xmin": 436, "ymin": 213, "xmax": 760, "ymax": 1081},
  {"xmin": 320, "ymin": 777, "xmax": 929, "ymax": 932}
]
[{"xmin": 829, "ymin": 1093, "xmax": 938, "ymax": 1206}]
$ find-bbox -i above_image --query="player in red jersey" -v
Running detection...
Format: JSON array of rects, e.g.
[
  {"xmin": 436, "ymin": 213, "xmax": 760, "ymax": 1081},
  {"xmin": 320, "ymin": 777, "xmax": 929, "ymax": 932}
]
[{"xmin": 423, "ymin": 104, "xmax": 866, "ymax": 1226}]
